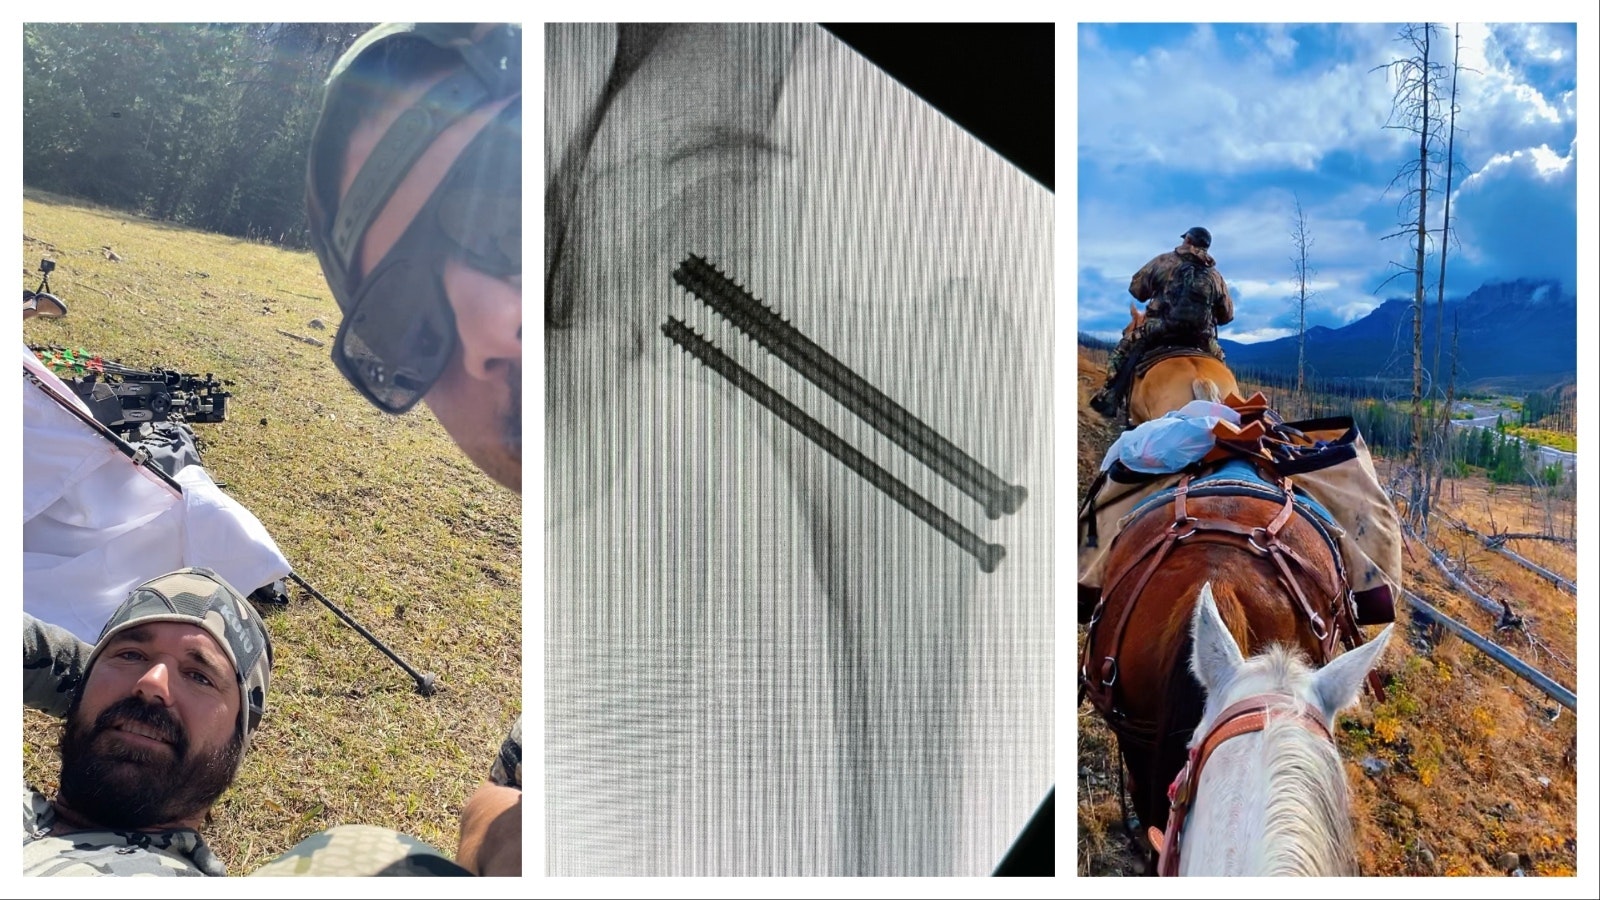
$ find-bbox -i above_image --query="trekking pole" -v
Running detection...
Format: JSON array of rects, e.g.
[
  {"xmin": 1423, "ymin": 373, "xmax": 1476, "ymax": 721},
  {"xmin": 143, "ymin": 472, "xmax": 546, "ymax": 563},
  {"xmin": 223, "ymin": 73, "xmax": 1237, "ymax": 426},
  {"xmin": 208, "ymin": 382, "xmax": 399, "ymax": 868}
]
[{"xmin": 287, "ymin": 572, "xmax": 438, "ymax": 696}]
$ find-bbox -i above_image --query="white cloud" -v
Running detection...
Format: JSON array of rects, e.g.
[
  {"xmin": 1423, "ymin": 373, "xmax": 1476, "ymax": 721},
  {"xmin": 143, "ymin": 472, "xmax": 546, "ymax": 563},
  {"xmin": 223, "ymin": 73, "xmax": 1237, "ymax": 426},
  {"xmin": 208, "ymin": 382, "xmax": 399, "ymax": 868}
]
[
  {"xmin": 1499, "ymin": 22, "xmax": 1574, "ymax": 64},
  {"xmin": 1450, "ymin": 139, "xmax": 1577, "ymax": 288},
  {"xmin": 1260, "ymin": 24, "xmax": 1297, "ymax": 61},
  {"xmin": 1229, "ymin": 277, "xmax": 1341, "ymax": 300},
  {"xmin": 1079, "ymin": 25, "xmax": 1404, "ymax": 176},
  {"xmin": 1446, "ymin": 24, "xmax": 1572, "ymax": 168},
  {"xmin": 1335, "ymin": 299, "xmax": 1382, "ymax": 323},
  {"xmin": 1228, "ymin": 327, "xmax": 1297, "ymax": 344},
  {"xmin": 1528, "ymin": 144, "xmax": 1573, "ymax": 177},
  {"xmin": 1464, "ymin": 142, "xmax": 1575, "ymax": 188}
]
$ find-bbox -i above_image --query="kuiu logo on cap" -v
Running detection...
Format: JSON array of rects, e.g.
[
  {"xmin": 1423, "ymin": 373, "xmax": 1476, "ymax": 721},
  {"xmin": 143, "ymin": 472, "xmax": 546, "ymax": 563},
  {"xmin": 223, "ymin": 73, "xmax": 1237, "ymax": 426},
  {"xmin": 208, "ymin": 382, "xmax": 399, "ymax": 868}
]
[{"xmin": 212, "ymin": 591, "xmax": 256, "ymax": 661}]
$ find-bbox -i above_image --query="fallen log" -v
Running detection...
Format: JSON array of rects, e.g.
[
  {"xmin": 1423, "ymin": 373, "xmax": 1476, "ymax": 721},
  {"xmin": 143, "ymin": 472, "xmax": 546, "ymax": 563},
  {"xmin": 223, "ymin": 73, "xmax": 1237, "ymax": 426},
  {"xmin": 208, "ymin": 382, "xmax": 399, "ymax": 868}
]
[
  {"xmin": 1486, "ymin": 542, "xmax": 1576, "ymax": 595},
  {"xmin": 1441, "ymin": 517, "xmax": 1577, "ymax": 595},
  {"xmin": 1403, "ymin": 590, "xmax": 1575, "ymax": 713},
  {"xmin": 1482, "ymin": 531, "xmax": 1576, "ymax": 547},
  {"xmin": 1417, "ymin": 537, "xmax": 1503, "ymax": 617}
]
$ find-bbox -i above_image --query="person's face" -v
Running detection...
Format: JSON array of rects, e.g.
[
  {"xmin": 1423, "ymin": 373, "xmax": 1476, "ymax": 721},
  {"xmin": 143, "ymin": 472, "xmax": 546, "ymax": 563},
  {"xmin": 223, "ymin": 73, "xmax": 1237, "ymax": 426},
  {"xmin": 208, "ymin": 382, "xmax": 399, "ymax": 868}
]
[
  {"xmin": 58, "ymin": 623, "xmax": 243, "ymax": 830},
  {"xmin": 342, "ymin": 77, "xmax": 523, "ymax": 494}
]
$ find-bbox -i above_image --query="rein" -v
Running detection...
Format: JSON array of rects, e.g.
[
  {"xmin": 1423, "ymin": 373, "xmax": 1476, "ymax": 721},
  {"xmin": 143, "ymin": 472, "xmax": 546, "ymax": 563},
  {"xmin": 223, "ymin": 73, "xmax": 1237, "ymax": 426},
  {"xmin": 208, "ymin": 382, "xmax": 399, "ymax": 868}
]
[{"xmin": 1148, "ymin": 694, "xmax": 1333, "ymax": 876}]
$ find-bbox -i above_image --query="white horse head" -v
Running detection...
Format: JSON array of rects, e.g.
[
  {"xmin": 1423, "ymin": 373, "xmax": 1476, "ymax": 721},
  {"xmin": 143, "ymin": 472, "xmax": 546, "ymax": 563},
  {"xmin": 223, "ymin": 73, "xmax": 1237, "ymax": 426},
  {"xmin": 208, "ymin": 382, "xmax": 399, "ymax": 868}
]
[{"xmin": 1171, "ymin": 582, "xmax": 1393, "ymax": 876}]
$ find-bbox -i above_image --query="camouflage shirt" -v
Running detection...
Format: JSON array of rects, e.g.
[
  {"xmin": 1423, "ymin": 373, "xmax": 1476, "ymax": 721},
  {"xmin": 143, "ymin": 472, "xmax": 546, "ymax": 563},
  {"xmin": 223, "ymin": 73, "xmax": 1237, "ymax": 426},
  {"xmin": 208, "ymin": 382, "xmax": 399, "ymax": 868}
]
[
  {"xmin": 490, "ymin": 715, "xmax": 521, "ymax": 789},
  {"xmin": 1129, "ymin": 245, "xmax": 1235, "ymax": 328},
  {"xmin": 23, "ymin": 787, "xmax": 227, "ymax": 876}
]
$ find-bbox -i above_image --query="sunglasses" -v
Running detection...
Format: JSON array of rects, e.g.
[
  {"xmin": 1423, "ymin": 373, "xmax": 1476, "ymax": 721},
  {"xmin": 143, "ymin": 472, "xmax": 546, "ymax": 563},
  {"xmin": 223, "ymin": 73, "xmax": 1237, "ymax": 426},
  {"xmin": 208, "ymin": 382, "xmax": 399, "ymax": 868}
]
[{"xmin": 333, "ymin": 99, "xmax": 521, "ymax": 414}]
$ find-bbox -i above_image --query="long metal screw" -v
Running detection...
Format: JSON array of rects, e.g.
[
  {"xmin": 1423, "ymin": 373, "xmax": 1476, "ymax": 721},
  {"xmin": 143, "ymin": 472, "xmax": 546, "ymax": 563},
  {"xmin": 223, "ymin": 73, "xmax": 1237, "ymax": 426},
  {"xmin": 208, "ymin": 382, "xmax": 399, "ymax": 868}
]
[
  {"xmin": 673, "ymin": 254, "xmax": 1027, "ymax": 520},
  {"xmin": 662, "ymin": 316, "xmax": 1004, "ymax": 573}
]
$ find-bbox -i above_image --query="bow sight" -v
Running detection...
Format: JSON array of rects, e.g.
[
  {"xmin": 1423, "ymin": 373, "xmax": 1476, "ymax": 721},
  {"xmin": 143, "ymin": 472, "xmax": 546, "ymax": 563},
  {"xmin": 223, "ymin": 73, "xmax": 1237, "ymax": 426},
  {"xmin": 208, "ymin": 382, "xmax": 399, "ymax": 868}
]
[{"xmin": 30, "ymin": 345, "xmax": 232, "ymax": 441}]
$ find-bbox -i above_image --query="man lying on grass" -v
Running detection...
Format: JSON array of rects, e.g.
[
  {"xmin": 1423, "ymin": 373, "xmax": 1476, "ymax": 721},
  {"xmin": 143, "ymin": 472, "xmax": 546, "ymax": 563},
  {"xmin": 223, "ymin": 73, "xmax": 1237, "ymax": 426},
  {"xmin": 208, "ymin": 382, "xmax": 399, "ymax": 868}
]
[
  {"xmin": 23, "ymin": 567, "xmax": 470, "ymax": 877},
  {"xmin": 24, "ymin": 569, "xmax": 272, "ymax": 876}
]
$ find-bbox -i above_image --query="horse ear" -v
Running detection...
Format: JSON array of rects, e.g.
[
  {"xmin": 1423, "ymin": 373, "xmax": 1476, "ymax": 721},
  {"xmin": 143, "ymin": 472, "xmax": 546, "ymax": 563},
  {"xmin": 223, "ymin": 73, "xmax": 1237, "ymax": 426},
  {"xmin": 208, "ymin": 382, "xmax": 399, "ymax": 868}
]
[
  {"xmin": 1189, "ymin": 582, "xmax": 1243, "ymax": 692},
  {"xmin": 1310, "ymin": 625, "xmax": 1394, "ymax": 721}
]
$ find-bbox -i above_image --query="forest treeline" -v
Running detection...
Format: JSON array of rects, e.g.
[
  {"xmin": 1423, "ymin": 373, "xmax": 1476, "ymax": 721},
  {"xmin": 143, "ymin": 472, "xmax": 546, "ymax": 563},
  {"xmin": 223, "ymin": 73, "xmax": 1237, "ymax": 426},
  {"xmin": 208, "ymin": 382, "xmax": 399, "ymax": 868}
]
[{"xmin": 23, "ymin": 23, "xmax": 375, "ymax": 249}]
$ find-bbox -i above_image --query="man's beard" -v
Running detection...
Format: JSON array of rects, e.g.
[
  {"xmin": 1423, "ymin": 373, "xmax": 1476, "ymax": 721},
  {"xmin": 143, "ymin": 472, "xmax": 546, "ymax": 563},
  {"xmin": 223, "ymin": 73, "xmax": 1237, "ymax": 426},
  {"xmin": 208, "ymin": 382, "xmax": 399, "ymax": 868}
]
[{"xmin": 57, "ymin": 694, "xmax": 243, "ymax": 831}]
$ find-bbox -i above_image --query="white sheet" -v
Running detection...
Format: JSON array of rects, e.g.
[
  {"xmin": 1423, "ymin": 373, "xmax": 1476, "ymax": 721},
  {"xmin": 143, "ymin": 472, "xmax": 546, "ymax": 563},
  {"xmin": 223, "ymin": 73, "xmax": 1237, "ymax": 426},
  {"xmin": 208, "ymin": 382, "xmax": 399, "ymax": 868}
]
[{"xmin": 23, "ymin": 347, "xmax": 291, "ymax": 642}]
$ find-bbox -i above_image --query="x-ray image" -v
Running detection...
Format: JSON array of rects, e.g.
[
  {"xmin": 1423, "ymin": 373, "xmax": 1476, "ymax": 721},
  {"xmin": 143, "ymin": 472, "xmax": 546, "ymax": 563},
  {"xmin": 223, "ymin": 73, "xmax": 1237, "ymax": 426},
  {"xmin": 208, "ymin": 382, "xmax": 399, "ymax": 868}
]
[{"xmin": 545, "ymin": 23, "xmax": 1053, "ymax": 876}]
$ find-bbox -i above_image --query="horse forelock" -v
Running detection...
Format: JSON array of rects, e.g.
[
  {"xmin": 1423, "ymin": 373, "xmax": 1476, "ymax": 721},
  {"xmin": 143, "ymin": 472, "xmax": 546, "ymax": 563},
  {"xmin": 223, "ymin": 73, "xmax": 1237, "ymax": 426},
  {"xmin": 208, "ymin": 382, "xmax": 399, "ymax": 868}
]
[
  {"xmin": 1207, "ymin": 645, "xmax": 1306, "ymax": 713},
  {"xmin": 1189, "ymin": 645, "xmax": 1357, "ymax": 876}
]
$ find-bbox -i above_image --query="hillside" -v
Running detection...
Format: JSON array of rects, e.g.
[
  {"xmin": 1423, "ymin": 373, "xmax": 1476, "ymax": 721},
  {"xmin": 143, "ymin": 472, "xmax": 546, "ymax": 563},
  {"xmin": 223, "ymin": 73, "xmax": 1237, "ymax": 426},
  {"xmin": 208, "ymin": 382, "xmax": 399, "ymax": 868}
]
[{"xmin": 1219, "ymin": 279, "xmax": 1577, "ymax": 392}]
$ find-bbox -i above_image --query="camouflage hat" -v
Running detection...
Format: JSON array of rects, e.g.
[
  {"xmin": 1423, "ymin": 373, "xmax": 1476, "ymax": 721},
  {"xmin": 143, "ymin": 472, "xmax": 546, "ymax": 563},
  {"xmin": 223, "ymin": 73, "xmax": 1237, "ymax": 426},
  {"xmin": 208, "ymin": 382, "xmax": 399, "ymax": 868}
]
[
  {"xmin": 86, "ymin": 568, "xmax": 274, "ymax": 749},
  {"xmin": 306, "ymin": 23, "xmax": 521, "ymax": 315},
  {"xmin": 1182, "ymin": 226, "xmax": 1213, "ymax": 249}
]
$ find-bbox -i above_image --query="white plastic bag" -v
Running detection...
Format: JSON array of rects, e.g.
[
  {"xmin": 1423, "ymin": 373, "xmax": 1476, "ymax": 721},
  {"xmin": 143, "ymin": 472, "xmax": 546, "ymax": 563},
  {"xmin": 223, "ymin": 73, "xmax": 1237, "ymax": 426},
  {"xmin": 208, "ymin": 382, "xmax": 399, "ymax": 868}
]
[{"xmin": 1100, "ymin": 400, "xmax": 1241, "ymax": 473}]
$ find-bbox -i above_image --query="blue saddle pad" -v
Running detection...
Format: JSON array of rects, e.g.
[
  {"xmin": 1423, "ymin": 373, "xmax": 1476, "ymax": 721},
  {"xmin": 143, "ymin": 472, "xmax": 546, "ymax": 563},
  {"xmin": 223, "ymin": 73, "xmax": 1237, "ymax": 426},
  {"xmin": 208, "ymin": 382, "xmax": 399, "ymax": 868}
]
[{"xmin": 1128, "ymin": 458, "xmax": 1340, "ymax": 533}]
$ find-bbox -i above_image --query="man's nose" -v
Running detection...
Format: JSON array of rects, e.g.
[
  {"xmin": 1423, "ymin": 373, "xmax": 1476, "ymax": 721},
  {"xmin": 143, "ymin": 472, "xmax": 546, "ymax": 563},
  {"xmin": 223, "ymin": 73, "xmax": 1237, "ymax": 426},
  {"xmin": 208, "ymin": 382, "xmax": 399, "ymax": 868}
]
[
  {"xmin": 132, "ymin": 662, "xmax": 174, "ymax": 706},
  {"xmin": 447, "ymin": 265, "xmax": 522, "ymax": 381}
]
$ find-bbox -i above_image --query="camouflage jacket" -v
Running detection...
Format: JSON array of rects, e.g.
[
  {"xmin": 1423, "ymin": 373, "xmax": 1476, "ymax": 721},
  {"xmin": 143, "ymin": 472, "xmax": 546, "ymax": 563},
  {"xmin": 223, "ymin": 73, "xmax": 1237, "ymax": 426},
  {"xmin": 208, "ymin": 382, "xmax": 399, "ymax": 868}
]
[
  {"xmin": 1128, "ymin": 245, "xmax": 1235, "ymax": 328},
  {"xmin": 24, "ymin": 613, "xmax": 89, "ymax": 717},
  {"xmin": 23, "ymin": 789, "xmax": 227, "ymax": 876},
  {"xmin": 490, "ymin": 715, "xmax": 521, "ymax": 789}
]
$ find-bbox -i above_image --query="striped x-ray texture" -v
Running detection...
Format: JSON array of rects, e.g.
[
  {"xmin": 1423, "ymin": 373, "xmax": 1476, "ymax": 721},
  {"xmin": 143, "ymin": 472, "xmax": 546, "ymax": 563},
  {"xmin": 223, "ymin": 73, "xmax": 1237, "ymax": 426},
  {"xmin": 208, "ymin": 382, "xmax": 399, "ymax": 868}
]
[{"xmin": 545, "ymin": 23, "xmax": 1053, "ymax": 876}]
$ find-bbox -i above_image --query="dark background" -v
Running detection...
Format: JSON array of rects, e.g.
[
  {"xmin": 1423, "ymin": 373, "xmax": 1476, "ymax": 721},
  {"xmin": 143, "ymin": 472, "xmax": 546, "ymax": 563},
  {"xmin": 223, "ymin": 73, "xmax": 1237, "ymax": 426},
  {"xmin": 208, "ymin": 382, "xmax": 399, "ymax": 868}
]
[{"xmin": 822, "ymin": 23, "xmax": 1055, "ymax": 192}]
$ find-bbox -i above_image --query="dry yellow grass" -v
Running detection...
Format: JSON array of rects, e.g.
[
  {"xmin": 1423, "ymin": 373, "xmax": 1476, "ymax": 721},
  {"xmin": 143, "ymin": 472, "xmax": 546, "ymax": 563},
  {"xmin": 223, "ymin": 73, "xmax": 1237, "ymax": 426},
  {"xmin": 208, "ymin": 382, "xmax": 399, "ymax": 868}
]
[
  {"xmin": 1074, "ymin": 348, "xmax": 1577, "ymax": 878},
  {"xmin": 22, "ymin": 190, "xmax": 521, "ymax": 871}
]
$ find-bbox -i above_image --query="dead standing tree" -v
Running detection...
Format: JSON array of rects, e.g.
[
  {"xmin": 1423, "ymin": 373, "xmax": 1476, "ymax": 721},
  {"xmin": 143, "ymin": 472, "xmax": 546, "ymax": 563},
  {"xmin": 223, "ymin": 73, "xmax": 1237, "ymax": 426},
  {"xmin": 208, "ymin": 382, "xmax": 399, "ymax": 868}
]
[
  {"xmin": 1375, "ymin": 22, "xmax": 1449, "ymax": 531},
  {"xmin": 1290, "ymin": 194, "xmax": 1315, "ymax": 395},
  {"xmin": 1425, "ymin": 25, "xmax": 1470, "ymax": 531}
]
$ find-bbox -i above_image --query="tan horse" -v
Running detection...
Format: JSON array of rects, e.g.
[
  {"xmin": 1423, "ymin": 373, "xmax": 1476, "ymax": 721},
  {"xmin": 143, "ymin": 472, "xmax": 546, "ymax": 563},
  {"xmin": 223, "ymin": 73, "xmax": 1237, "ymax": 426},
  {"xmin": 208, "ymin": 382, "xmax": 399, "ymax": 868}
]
[{"xmin": 1121, "ymin": 303, "xmax": 1239, "ymax": 425}]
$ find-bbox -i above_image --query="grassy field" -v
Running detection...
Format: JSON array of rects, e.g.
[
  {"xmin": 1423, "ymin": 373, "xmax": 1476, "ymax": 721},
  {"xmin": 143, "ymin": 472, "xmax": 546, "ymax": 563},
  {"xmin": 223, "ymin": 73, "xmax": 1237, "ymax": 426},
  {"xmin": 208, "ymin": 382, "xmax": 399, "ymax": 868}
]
[
  {"xmin": 1074, "ymin": 348, "xmax": 1578, "ymax": 877},
  {"xmin": 22, "ymin": 190, "xmax": 522, "ymax": 871}
]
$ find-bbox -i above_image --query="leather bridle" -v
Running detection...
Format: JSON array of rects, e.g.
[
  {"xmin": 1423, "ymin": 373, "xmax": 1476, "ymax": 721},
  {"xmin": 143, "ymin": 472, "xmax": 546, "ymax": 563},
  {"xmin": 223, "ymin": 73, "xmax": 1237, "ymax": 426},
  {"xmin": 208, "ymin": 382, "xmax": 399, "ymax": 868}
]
[{"xmin": 1148, "ymin": 694, "xmax": 1333, "ymax": 876}]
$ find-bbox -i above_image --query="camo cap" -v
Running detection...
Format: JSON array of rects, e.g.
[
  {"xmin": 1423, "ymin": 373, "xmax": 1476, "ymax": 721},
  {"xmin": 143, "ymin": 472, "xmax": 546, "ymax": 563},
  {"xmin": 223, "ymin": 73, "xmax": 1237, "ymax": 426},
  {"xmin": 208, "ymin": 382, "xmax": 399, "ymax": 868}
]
[
  {"xmin": 87, "ymin": 568, "xmax": 274, "ymax": 749},
  {"xmin": 1182, "ymin": 226, "xmax": 1213, "ymax": 249}
]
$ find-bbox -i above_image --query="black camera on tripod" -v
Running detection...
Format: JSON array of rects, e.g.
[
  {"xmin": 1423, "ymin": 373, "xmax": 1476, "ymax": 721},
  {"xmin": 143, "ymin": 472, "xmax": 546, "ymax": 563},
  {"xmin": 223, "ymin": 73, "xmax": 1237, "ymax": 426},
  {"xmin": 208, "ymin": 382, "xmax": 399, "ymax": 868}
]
[{"xmin": 23, "ymin": 258, "xmax": 67, "ymax": 319}]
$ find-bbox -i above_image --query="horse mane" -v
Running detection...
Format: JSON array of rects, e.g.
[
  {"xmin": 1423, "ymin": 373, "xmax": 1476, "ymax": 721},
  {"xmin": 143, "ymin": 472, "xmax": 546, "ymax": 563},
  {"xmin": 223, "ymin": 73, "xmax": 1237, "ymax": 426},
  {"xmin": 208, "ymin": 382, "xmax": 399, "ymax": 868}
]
[{"xmin": 1204, "ymin": 645, "xmax": 1359, "ymax": 876}]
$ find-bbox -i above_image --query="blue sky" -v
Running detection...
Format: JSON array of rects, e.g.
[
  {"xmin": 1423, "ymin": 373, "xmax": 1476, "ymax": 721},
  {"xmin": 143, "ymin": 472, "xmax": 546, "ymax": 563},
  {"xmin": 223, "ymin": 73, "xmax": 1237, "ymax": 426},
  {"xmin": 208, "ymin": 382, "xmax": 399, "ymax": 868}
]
[{"xmin": 1076, "ymin": 23, "xmax": 1578, "ymax": 343}]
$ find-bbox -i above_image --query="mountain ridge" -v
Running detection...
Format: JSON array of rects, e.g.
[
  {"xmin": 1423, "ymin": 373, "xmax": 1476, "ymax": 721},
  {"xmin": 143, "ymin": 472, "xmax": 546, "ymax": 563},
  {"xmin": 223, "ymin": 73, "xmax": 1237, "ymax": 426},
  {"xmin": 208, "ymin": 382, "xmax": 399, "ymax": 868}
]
[{"xmin": 1218, "ymin": 278, "xmax": 1576, "ymax": 391}]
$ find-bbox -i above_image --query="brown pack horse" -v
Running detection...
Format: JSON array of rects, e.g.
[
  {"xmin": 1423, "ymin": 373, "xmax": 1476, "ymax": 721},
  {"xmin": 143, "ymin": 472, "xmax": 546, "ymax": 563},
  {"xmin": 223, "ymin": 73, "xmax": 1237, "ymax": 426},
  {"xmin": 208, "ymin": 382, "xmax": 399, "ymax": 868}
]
[
  {"xmin": 1122, "ymin": 303, "xmax": 1240, "ymax": 425},
  {"xmin": 1079, "ymin": 461, "xmax": 1364, "ymax": 867}
]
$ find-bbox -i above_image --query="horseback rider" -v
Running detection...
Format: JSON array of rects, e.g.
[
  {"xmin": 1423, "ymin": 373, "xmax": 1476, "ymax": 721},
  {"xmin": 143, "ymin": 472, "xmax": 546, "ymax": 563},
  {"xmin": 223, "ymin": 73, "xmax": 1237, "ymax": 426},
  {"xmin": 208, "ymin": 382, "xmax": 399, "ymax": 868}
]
[{"xmin": 1091, "ymin": 226, "xmax": 1234, "ymax": 418}]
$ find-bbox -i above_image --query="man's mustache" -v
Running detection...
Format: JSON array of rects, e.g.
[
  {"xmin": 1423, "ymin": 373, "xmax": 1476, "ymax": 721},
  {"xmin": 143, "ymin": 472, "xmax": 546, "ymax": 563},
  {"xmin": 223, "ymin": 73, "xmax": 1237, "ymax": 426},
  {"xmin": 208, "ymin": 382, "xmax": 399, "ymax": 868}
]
[{"xmin": 90, "ymin": 696, "xmax": 189, "ymax": 759}]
